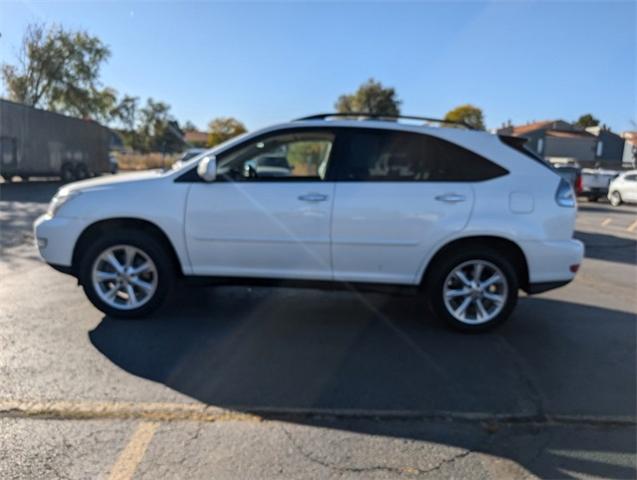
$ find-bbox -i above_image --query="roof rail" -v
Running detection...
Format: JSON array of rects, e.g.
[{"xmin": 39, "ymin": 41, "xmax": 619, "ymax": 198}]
[{"xmin": 293, "ymin": 112, "xmax": 475, "ymax": 130}]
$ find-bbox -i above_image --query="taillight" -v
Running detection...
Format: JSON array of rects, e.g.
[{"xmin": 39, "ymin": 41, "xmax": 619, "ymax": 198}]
[
  {"xmin": 555, "ymin": 178, "xmax": 576, "ymax": 208},
  {"xmin": 575, "ymin": 175, "xmax": 583, "ymax": 194}
]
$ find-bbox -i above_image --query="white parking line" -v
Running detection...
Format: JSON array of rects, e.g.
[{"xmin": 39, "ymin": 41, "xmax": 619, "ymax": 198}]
[
  {"xmin": 627, "ymin": 220, "xmax": 637, "ymax": 233},
  {"xmin": 601, "ymin": 218, "xmax": 612, "ymax": 227}
]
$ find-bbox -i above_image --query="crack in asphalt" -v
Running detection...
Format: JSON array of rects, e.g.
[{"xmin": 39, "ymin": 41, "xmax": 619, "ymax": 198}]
[{"xmin": 279, "ymin": 424, "xmax": 474, "ymax": 477}]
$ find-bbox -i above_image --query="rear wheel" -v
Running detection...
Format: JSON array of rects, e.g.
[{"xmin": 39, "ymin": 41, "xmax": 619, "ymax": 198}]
[
  {"xmin": 609, "ymin": 191, "xmax": 622, "ymax": 207},
  {"xmin": 78, "ymin": 229, "xmax": 174, "ymax": 318},
  {"xmin": 60, "ymin": 163, "xmax": 75, "ymax": 182},
  {"xmin": 74, "ymin": 163, "xmax": 89, "ymax": 180},
  {"xmin": 426, "ymin": 247, "xmax": 518, "ymax": 332}
]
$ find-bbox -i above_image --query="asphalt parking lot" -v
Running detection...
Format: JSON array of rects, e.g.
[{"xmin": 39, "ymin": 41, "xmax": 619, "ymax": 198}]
[{"xmin": 1, "ymin": 180, "xmax": 635, "ymax": 479}]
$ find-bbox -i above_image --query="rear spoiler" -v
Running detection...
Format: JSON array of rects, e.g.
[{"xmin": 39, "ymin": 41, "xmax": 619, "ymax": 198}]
[{"xmin": 499, "ymin": 134, "xmax": 550, "ymax": 166}]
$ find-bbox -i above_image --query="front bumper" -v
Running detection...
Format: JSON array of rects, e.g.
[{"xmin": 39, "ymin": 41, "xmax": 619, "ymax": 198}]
[{"xmin": 33, "ymin": 214, "xmax": 88, "ymax": 268}]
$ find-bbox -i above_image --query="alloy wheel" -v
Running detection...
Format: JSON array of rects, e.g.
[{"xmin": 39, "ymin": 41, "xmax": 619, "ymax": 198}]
[
  {"xmin": 91, "ymin": 245, "xmax": 158, "ymax": 310},
  {"xmin": 443, "ymin": 260, "xmax": 508, "ymax": 325}
]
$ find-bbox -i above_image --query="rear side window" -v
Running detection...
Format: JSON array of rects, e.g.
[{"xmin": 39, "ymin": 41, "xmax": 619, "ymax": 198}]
[{"xmin": 336, "ymin": 129, "xmax": 507, "ymax": 182}]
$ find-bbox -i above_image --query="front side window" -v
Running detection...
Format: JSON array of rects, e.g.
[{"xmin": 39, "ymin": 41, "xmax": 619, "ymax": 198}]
[
  {"xmin": 336, "ymin": 129, "xmax": 507, "ymax": 182},
  {"xmin": 217, "ymin": 131, "xmax": 334, "ymax": 181}
]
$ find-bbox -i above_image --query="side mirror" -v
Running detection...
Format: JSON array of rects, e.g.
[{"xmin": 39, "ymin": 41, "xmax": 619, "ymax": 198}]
[{"xmin": 197, "ymin": 155, "xmax": 217, "ymax": 182}]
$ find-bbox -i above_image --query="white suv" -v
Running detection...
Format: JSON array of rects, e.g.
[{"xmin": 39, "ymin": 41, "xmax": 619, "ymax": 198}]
[{"xmin": 34, "ymin": 114, "xmax": 584, "ymax": 331}]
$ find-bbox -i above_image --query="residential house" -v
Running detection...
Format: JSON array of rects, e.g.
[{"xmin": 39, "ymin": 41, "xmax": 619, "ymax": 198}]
[
  {"xmin": 497, "ymin": 120, "xmax": 598, "ymax": 167},
  {"xmin": 184, "ymin": 130, "xmax": 208, "ymax": 148},
  {"xmin": 621, "ymin": 132, "xmax": 637, "ymax": 168},
  {"xmin": 585, "ymin": 126, "xmax": 625, "ymax": 168}
]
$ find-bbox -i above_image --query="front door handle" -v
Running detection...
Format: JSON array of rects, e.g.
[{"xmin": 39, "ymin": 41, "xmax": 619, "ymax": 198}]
[
  {"xmin": 298, "ymin": 193, "xmax": 328, "ymax": 202},
  {"xmin": 435, "ymin": 193, "xmax": 467, "ymax": 203}
]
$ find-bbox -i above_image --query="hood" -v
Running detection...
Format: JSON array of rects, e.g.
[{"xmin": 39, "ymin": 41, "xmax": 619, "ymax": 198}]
[{"xmin": 58, "ymin": 170, "xmax": 164, "ymax": 195}]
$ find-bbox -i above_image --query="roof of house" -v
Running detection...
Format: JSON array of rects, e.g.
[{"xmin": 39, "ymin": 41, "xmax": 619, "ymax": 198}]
[
  {"xmin": 184, "ymin": 130, "xmax": 208, "ymax": 144},
  {"xmin": 511, "ymin": 120, "xmax": 556, "ymax": 135},
  {"xmin": 546, "ymin": 130, "xmax": 595, "ymax": 139},
  {"xmin": 622, "ymin": 131, "xmax": 637, "ymax": 142}
]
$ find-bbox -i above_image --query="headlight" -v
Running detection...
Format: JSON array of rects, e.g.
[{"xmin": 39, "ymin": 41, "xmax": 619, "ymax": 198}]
[{"xmin": 47, "ymin": 190, "xmax": 81, "ymax": 217}]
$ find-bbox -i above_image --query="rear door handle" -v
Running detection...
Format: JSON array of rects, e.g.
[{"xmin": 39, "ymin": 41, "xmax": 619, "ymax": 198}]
[
  {"xmin": 298, "ymin": 193, "xmax": 328, "ymax": 202},
  {"xmin": 435, "ymin": 193, "xmax": 466, "ymax": 203}
]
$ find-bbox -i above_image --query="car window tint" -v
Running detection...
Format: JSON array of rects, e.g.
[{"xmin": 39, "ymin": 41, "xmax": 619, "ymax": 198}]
[{"xmin": 338, "ymin": 130, "xmax": 507, "ymax": 182}]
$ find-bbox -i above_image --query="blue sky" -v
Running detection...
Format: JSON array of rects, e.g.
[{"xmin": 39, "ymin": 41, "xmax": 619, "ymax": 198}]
[{"xmin": 1, "ymin": 1, "xmax": 635, "ymax": 132}]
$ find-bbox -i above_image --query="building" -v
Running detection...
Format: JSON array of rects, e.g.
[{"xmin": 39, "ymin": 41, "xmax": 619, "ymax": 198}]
[
  {"xmin": 184, "ymin": 130, "xmax": 208, "ymax": 148},
  {"xmin": 621, "ymin": 132, "xmax": 637, "ymax": 168},
  {"xmin": 585, "ymin": 126, "xmax": 625, "ymax": 168},
  {"xmin": 497, "ymin": 120, "xmax": 598, "ymax": 167}
]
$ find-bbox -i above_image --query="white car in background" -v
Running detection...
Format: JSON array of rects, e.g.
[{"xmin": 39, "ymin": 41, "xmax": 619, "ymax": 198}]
[
  {"xmin": 34, "ymin": 113, "xmax": 584, "ymax": 332},
  {"xmin": 608, "ymin": 170, "xmax": 637, "ymax": 206}
]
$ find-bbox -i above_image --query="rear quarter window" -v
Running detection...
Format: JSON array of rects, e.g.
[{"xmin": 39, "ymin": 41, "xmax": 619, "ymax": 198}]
[{"xmin": 336, "ymin": 129, "xmax": 508, "ymax": 182}]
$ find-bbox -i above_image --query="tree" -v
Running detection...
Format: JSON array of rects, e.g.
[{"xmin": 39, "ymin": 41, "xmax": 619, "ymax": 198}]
[
  {"xmin": 575, "ymin": 114, "xmax": 600, "ymax": 129},
  {"xmin": 443, "ymin": 104, "xmax": 486, "ymax": 130},
  {"xmin": 137, "ymin": 98, "xmax": 183, "ymax": 153},
  {"xmin": 207, "ymin": 117, "xmax": 247, "ymax": 147},
  {"xmin": 111, "ymin": 95, "xmax": 141, "ymax": 149},
  {"xmin": 182, "ymin": 120, "xmax": 198, "ymax": 132},
  {"xmin": 335, "ymin": 78, "xmax": 401, "ymax": 116},
  {"xmin": 1, "ymin": 23, "xmax": 115, "ymax": 121}
]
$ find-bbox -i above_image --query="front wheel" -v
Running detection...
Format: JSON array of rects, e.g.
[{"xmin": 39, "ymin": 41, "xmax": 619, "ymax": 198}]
[
  {"xmin": 426, "ymin": 248, "xmax": 519, "ymax": 332},
  {"xmin": 78, "ymin": 230, "xmax": 174, "ymax": 318},
  {"xmin": 609, "ymin": 191, "xmax": 622, "ymax": 207}
]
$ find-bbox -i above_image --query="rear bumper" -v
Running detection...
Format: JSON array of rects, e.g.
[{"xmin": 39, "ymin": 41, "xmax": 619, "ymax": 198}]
[
  {"xmin": 520, "ymin": 238, "xmax": 584, "ymax": 285},
  {"xmin": 525, "ymin": 280, "xmax": 572, "ymax": 294}
]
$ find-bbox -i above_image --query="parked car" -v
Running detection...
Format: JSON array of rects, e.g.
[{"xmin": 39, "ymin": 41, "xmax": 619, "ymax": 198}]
[
  {"xmin": 180, "ymin": 148, "xmax": 207, "ymax": 162},
  {"xmin": 243, "ymin": 155, "xmax": 293, "ymax": 177},
  {"xmin": 608, "ymin": 170, "xmax": 637, "ymax": 206},
  {"xmin": 34, "ymin": 114, "xmax": 584, "ymax": 332},
  {"xmin": 578, "ymin": 168, "xmax": 619, "ymax": 202}
]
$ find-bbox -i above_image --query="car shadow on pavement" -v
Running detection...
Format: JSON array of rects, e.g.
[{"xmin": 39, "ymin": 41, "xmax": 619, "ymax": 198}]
[
  {"xmin": 578, "ymin": 204, "xmax": 637, "ymax": 216},
  {"xmin": 89, "ymin": 286, "xmax": 637, "ymax": 479},
  {"xmin": 575, "ymin": 230, "xmax": 637, "ymax": 265}
]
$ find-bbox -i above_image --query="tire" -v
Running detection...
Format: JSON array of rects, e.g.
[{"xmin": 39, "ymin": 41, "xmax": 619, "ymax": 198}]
[
  {"xmin": 425, "ymin": 247, "xmax": 519, "ymax": 332},
  {"xmin": 609, "ymin": 191, "xmax": 622, "ymax": 207},
  {"xmin": 589, "ymin": 196, "xmax": 599, "ymax": 202},
  {"xmin": 74, "ymin": 163, "xmax": 89, "ymax": 180},
  {"xmin": 60, "ymin": 163, "xmax": 76, "ymax": 183},
  {"xmin": 78, "ymin": 229, "xmax": 175, "ymax": 318}
]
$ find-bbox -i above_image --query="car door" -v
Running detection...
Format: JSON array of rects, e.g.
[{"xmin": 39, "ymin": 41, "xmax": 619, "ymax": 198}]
[
  {"xmin": 185, "ymin": 128, "xmax": 338, "ymax": 280},
  {"xmin": 330, "ymin": 128, "xmax": 506, "ymax": 285}
]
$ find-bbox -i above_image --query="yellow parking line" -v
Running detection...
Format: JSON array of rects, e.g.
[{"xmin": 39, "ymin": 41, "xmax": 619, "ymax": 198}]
[
  {"xmin": 627, "ymin": 220, "xmax": 637, "ymax": 233},
  {"xmin": 601, "ymin": 218, "xmax": 612, "ymax": 227},
  {"xmin": 108, "ymin": 421, "xmax": 159, "ymax": 480}
]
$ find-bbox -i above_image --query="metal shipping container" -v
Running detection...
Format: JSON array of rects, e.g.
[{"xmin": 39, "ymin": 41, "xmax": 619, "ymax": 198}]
[{"xmin": 0, "ymin": 99, "xmax": 111, "ymax": 181}]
